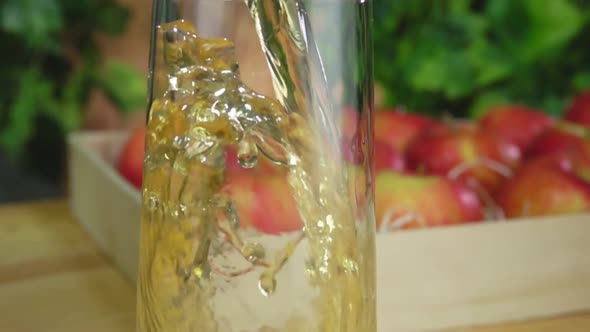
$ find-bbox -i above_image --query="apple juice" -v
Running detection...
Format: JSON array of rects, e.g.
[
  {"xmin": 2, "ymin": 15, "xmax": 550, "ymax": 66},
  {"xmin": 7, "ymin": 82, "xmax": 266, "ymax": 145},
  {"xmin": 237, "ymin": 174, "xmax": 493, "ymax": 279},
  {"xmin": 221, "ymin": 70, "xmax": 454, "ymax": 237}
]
[{"xmin": 137, "ymin": 1, "xmax": 375, "ymax": 331}]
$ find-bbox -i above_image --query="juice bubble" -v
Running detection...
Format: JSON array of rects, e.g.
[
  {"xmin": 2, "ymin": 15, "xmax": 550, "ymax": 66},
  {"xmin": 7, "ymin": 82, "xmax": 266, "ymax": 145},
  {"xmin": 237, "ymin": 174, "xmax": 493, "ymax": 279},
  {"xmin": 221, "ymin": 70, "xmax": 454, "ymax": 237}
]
[
  {"xmin": 237, "ymin": 137, "xmax": 259, "ymax": 169},
  {"xmin": 241, "ymin": 242, "xmax": 266, "ymax": 262},
  {"xmin": 258, "ymin": 270, "xmax": 277, "ymax": 297}
]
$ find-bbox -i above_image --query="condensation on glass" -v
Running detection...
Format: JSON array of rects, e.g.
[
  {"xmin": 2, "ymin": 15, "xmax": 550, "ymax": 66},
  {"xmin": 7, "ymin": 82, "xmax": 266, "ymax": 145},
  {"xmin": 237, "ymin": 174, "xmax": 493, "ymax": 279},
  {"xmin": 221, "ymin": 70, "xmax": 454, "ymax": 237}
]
[{"xmin": 136, "ymin": 1, "xmax": 375, "ymax": 331}]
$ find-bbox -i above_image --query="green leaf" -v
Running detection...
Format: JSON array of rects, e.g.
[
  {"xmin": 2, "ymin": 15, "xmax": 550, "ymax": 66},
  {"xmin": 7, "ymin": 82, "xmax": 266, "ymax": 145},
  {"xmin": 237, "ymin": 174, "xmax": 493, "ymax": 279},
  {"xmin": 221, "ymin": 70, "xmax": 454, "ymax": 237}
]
[
  {"xmin": 402, "ymin": 37, "xmax": 448, "ymax": 92},
  {"xmin": 61, "ymin": 71, "xmax": 86, "ymax": 132},
  {"xmin": 487, "ymin": 0, "xmax": 584, "ymax": 62},
  {"xmin": 468, "ymin": 39, "xmax": 513, "ymax": 86},
  {"xmin": 98, "ymin": 60, "xmax": 147, "ymax": 113},
  {"xmin": 0, "ymin": 70, "xmax": 54, "ymax": 156},
  {"xmin": 95, "ymin": 1, "xmax": 130, "ymax": 36},
  {"xmin": 449, "ymin": 0, "xmax": 471, "ymax": 15},
  {"xmin": 1, "ymin": 0, "xmax": 63, "ymax": 50},
  {"xmin": 469, "ymin": 91, "xmax": 511, "ymax": 119},
  {"xmin": 539, "ymin": 95, "xmax": 565, "ymax": 117},
  {"xmin": 43, "ymin": 68, "xmax": 88, "ymax": 133},
  {"xmin": 373, "ymin": 0, "xmax": 590, "ymax": 118},
  {"xmin": 520, "ymin": 0, "xmax": 583, "ymax": 60},
  {"xmin": 59, "ymin": 0, "xmax": 93, "ymax": 18},
  {"xmin": 400, "ymin": 14, "xmax": 486, "ymax": 100},
  {"xmin": 572, "ymin": 71, "xmax": 590, "ymax": 92}
]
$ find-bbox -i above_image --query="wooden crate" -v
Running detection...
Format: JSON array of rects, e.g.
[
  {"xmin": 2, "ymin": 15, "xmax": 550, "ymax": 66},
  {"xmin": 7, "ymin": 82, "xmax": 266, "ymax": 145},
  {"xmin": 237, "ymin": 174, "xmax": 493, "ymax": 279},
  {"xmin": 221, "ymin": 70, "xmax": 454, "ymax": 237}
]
[
  {"xmin": 68, "ymin": 131, "xmax": 141, "ymax": 283},
  {"xmin": 67, "ymin": 130, "xmax": 590, "ymax": 332}
]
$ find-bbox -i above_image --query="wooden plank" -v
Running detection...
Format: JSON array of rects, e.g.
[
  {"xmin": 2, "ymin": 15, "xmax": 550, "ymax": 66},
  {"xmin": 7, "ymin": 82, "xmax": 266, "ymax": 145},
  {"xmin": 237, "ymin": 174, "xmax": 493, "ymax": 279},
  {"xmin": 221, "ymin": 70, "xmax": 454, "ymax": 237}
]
[
  {"xmin": 0, "ymin": 201, "xmax": 102, "ymax": 266},
  {"xmin": 0, "ymin": 268, "xmax": 135, "ymax": 332},
  {"xmin": 0, "ymin": 200, "xmax": 589, "ymax": 331},
  {"xmin": 0, "ymin": 201, "xmax": 135, "ymax": 332}
]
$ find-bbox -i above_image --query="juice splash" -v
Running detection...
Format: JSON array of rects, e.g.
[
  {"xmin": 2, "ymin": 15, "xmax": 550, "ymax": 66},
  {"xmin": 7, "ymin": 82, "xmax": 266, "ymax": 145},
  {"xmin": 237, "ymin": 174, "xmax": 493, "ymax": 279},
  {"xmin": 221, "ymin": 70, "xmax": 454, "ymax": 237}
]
[{"xmin": 137, "ymin": 2, "xmax": 374, "ymax": 331}]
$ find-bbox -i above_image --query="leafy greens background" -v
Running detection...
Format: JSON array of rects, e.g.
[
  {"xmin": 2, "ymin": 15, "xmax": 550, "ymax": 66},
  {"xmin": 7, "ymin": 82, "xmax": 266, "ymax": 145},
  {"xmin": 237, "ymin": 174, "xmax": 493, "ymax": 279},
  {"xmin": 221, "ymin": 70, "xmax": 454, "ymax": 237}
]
[
  {"xmin": 374, "ymin": 0, "xmax": 590, "ymax": 118},
  {"xmin": 0, "ymin": 0, "xmax": 146, "ymax": 181}
]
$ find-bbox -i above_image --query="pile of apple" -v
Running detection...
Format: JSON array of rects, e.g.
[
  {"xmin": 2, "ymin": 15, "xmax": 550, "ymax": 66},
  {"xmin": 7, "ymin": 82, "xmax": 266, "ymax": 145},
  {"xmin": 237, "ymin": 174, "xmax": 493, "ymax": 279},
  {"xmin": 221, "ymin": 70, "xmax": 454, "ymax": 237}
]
[
  {"xmin": 116, "ymin": 126, "xmax": 305, "ymax": 235},
  {"xmin": 116, "ymin": 91, "xmax": 590, "ymax": 234},
  {"xmin": 370, "ymin": 91, "xmax": 590, "ymax": 231}
]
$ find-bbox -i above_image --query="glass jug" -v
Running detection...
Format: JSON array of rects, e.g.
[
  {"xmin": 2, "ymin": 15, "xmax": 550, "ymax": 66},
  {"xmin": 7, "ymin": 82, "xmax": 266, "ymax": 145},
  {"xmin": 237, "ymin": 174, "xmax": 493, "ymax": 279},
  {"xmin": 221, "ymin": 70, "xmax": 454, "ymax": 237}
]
[{"xmin": 136, "ymin": 0, "xmax": 375, "ymax": 331}]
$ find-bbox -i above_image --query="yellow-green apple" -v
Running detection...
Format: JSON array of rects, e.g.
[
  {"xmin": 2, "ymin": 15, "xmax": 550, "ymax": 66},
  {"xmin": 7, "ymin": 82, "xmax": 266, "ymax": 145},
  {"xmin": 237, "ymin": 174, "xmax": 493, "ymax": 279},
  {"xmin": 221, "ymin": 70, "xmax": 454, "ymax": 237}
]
[
  {"xmin": 374, "ymin": 109, "xmax": 443, "ymax": 153},
  {"xmin": 224, "ymin": 171, "xmax": 303, "ymax": 234},
  {"xmin": 564, "ymin": 91, "xmax": 590, "ymax": 128},
  {"xmin": 495, "ymin": 160, "xmax": 590, "ymax": 219},
  {"xmin": 478, "ymin": 105, "xmax": 554, "ymax": 150},
  {"xmin": 375, "ymin": 171, "xmax": 484, "ymax": 231},
  {"xmin": 405, "ymin": 124, "xmax": 521, "ymax": 193},
  {"xmin": 525, "ymin": 123, "xmax": 590, "ymax": 161}
]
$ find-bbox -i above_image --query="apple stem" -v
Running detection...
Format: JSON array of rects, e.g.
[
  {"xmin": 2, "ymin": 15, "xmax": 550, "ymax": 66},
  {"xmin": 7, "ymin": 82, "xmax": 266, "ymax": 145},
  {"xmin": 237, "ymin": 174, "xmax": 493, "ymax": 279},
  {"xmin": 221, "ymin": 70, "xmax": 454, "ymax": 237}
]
[
  {"xmin": 379, "ymin": 208, "xmax": 424, "ymax": 232},
  {"xmin": 378, "ymin": 209, "xmax": 395, "ymax": 233},
  {"xmin": 210, "ymin": 264, "xmax": 256, "ymax": 278},
  {"xmin": 447, "ymin": 157, "xmax": 513, "ymax": 221},
  {"xmin": 465, "ymin": 178, "xmax": 504, "ymax": 221},
  {"xmin": 448, "ymin": 157, "xmax": 513, "ymax": 181}
]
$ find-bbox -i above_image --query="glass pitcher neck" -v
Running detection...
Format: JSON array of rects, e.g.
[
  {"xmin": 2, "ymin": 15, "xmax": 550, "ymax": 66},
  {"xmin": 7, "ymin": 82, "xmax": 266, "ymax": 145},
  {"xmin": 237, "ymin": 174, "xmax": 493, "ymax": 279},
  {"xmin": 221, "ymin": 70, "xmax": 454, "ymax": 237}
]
[
  {"xmin": 147, "ymin": 0, "xmax": 179, "ymax": 117},
  {"xmin": 151, "ymin": 0, "xmax": 179, "ymax": 25}
]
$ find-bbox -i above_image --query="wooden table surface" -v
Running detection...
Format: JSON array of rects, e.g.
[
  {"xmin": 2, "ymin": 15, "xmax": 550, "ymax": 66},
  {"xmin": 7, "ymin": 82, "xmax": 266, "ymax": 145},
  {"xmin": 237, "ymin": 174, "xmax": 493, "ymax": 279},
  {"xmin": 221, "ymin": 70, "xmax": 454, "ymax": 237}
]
[{"xmin": 1, "ymin": 200, "xmax": 590, "ymax": 332}]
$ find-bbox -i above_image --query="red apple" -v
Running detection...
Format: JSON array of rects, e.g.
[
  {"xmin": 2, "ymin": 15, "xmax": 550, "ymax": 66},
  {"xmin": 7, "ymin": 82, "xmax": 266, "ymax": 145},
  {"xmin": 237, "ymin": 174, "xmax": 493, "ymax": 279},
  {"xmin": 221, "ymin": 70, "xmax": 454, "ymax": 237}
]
[
  {"xmin": 117, "ymin": 125, "xmax": 145, "ymax": 189},
  {"xmin": 224, "ymin": 172, "xmax": 303, "ymax": 234},
  {"xmin": 564, "ymin": 91, "xmax": 590, "ymax": 128},
  {"xmin": 525, "ymin": 123, "xmax": 590, "ymax": 161},
  {"xmin": 375, "ymin": 171, "xmax": 484, "ymax": 231},
  {"xmin": 478, "ymin": 105, "xmax": 554, "ymax": 150},
  {"xmin": 225, "ymin": 146, "xmax": 243, "ymax": 173},
  {"xmin": 522, "ymin": 150, "xmax": 590, "ymax": 184},
  {"xmin": 341, "ymin": 107, "xmax": 375, "ymax": 166},
  {"xmin": 526, "ymin": 150, "xmax": 589, "ymax": 170},
  {"xmin": 251, "ymin": 176, "xmax": 303, "ymax": 234},
  {"xmin": 342, "ymin": 136, "xmax": 363, "ymax": 165},
  {"xmin": 223, "ymin": 171, "xmax": 258, "ymax": 229},
  {"xmin": 495, "ymin": 161, "xmax": 590, "ymax": 219},
  {"xmin": 342, "ymin": 136, "xmax": 405, "ymax": 173},
  {"xmin": 405, "ymin": 124, "xmax": 521, "ymax": 193},
  {"xmin": 374, "ymin": 140, "xmax": 406, "ymax": 173},
  {"xmin": 374, "ymin": 110, "xmax": 443, "ymax": 153},
  {"xmin": 341, "ymin": 106, "xmax": 360, "ymax": 140}
]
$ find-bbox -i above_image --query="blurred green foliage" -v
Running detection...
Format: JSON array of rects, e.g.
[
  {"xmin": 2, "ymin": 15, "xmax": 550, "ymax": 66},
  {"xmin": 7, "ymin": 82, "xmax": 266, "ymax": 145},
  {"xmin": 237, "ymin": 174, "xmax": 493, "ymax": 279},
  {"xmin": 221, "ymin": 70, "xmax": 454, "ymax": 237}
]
[
  {"xmin": 0, "ymin": 0, "xmax": 146, "ymax": 180},
  {"xmin": 374, "ymin": 0, "xmax": 590, "ymax": 118}
]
